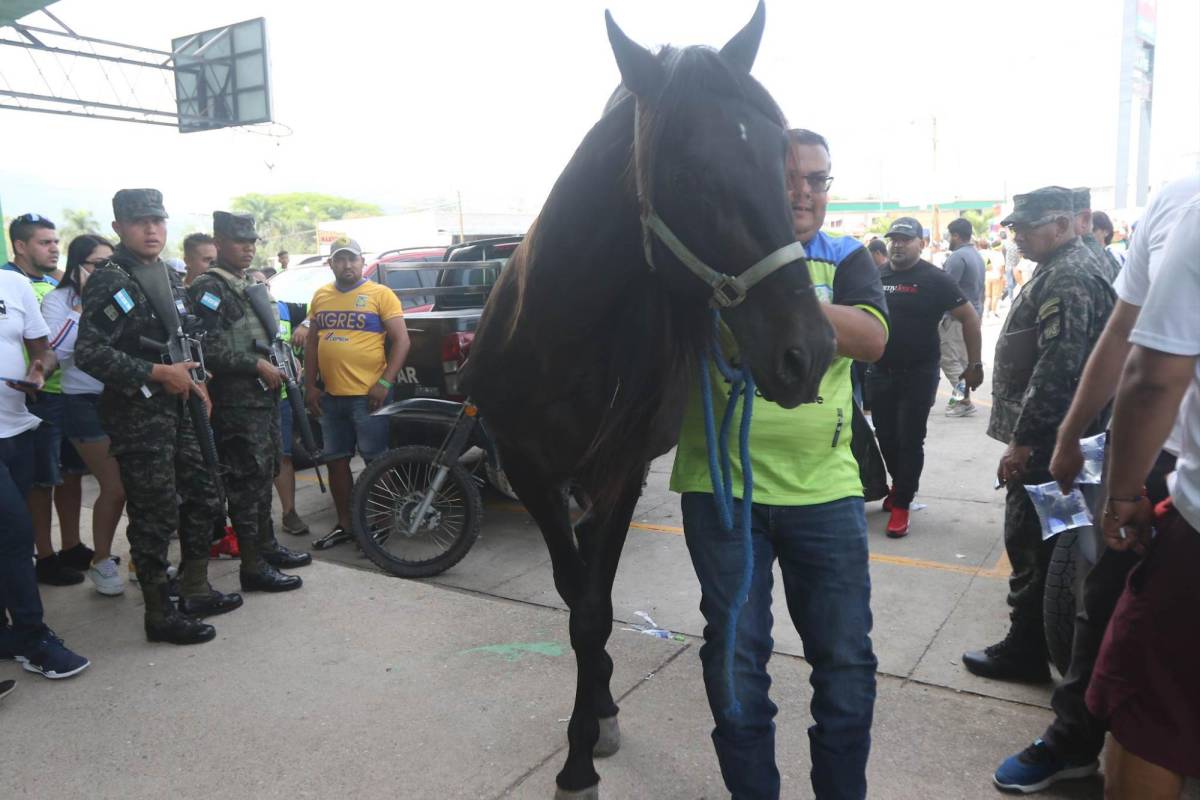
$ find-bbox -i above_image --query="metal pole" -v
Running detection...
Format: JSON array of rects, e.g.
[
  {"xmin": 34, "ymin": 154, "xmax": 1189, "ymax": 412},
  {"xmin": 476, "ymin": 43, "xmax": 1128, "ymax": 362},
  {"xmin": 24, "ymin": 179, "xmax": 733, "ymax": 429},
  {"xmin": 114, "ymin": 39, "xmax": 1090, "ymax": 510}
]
[{"xmin": 457, "ymin": 191, "xmax": 465, "ymax": 245}]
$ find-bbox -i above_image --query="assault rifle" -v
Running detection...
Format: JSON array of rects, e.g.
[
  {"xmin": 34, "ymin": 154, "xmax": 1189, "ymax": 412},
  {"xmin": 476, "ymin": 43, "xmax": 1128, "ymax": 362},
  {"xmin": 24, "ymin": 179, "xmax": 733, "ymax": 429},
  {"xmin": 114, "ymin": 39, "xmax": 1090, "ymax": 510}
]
[
  {"xmin": 130, "ymin": 264, "xmax": 226, "ymax": 508},
  {"xmin": 245, "ymin": 283, "xmax": 326, "ymax": 493}
]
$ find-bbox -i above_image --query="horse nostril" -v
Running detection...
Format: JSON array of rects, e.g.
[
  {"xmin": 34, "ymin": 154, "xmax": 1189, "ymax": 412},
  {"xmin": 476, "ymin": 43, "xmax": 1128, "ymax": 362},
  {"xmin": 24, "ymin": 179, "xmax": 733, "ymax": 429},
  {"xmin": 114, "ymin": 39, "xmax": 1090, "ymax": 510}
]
[{"xmin": 780, "ymin": 347, "xmax": 807, "ymax": 385}]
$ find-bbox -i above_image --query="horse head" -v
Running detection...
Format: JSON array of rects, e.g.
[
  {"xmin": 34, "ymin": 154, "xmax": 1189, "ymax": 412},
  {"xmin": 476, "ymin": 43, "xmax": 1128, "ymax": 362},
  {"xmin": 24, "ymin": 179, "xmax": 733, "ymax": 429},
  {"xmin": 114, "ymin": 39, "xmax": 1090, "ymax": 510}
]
[{"xmin": 606, "ymin": 1, "xmax": 836, "ymax": 408}]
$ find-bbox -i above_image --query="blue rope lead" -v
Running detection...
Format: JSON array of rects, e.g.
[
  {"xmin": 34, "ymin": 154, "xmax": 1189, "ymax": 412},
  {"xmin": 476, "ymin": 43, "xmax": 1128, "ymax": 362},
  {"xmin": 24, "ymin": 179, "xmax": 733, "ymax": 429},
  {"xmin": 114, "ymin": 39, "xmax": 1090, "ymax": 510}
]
[{"xmin": 698, "ymin": 310, "xmax": 756, "ymax": 719}]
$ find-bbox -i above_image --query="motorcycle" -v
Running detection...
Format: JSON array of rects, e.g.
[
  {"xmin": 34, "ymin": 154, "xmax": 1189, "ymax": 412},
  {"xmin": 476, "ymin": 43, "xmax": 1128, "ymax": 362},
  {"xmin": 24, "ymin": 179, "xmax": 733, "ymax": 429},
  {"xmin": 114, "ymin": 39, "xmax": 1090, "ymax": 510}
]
[{"xmin": 350, "ymin": 398, "xmax": 510, "ymax": 578}]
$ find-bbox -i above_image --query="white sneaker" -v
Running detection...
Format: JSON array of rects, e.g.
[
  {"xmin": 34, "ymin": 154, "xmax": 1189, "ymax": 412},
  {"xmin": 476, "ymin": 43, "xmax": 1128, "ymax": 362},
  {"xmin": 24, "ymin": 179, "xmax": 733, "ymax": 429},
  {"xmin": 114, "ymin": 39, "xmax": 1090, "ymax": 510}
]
[
  {"xmin": 945, "ymin": 401, "xmax": 977, "ymax": 418},
  {"xmin": 87, "ymin": 557, "xmax": 125, "ymax": 596}
]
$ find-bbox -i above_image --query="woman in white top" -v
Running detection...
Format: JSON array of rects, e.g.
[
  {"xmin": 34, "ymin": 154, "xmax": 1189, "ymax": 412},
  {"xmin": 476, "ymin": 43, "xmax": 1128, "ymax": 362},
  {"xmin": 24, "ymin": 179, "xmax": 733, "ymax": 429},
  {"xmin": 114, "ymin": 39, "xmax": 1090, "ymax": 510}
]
[{"xmin": 41, "ymin": 235, "xmax": 126, "ymax": 596}]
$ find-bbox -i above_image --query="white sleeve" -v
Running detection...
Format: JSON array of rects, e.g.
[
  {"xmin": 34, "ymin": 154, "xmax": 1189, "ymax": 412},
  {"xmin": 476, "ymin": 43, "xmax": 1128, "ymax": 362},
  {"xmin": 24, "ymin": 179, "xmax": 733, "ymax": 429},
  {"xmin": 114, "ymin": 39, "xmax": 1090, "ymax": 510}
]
[
  {"xmin": 19, "ymin": 281, "xmax": 50, "ymax": 340},
  {"xmin": 40, "ymin": 289, "xmax": 76, "ymax": 364},
  {"xmin": 1129, "ymin": 201, "xmax": 1200, "ymax": 356}
]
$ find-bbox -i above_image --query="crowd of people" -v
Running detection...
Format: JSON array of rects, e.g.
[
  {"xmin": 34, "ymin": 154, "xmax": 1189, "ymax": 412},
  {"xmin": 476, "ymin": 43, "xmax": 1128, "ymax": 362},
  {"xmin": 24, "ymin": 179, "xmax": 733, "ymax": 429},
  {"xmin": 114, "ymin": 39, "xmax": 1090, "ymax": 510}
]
[
  {"xmin": 0, "ymin": 191, "xmax": 408, "ymax": 687},
  {"xmin": 2, "ymin": 155, "xmax": 1197, "ymax": 799}
]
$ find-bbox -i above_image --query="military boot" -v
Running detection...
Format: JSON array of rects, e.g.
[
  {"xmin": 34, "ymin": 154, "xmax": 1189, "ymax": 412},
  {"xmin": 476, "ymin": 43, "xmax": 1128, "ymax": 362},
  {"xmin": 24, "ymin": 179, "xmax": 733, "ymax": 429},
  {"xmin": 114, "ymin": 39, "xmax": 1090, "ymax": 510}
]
[
  {"xmin": 962, "ymin": 623, "xmax": 1051, "ymax": 683},
  {"xmin": 239, "ymin": 560, "xmax": 303, "ymax": 593},
  {"xmin": 176, "ymin": 559, "xmax": 244, "ymax": 618},
  {"xmin": 261, "ymin": 520, "xmax": 312, "ymax": 569},
  {"xmin": 143, "ymin": 583, "xmax": 216, "ymax": 645}
]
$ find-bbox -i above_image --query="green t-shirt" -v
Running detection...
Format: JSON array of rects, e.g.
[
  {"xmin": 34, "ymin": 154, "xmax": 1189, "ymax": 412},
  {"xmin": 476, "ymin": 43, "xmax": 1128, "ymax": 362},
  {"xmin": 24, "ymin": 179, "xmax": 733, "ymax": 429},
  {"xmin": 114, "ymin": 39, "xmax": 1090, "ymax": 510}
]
[{"xmin": 669, "ymin": 232, "xmax": 888, "ymax": 506}]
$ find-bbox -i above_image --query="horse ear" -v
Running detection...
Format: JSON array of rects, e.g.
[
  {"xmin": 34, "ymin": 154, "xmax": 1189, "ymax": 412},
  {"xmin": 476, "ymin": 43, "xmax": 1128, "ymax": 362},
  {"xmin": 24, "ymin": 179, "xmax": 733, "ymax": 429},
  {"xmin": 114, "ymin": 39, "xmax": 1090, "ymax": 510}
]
[
  {"xmin": 719, "ymin": 0, "xmax": 766, "ymax": 73},
  {"xmin": 605, "ymin": 10, "xmax": 664, "ymax": 98}
]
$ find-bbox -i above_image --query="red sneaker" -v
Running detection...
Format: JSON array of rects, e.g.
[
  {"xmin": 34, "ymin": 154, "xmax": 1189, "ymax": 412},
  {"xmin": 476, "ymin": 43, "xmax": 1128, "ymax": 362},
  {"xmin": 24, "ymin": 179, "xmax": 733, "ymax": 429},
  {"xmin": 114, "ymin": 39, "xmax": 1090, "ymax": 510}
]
[
  {"xmin": 209, "ymin": 529, "xmax": 240, "ymax": 559},
  {"xmin": 882, "ymin": 487, "xmax": 896, "ymax": 512},
  {"xmin": 886, "ymin": 507, "xmax": 910, "ymax": 538}
]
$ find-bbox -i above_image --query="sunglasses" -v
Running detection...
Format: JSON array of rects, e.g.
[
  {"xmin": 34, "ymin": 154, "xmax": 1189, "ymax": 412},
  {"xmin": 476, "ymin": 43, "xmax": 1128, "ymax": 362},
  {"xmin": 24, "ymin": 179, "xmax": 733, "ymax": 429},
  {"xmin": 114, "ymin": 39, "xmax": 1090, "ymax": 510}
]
[{"xmin": 15, "ymin": 212, "xmax": 52, "ymax": 225}]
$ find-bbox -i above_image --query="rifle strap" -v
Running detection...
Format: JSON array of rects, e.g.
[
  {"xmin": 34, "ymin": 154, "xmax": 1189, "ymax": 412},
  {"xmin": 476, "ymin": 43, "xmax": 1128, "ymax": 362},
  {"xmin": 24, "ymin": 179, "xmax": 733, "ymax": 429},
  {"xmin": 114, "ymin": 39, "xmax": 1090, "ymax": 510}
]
[{"xmin": 126, "ymin": 261, "xmax": 182, "ymax": 341}]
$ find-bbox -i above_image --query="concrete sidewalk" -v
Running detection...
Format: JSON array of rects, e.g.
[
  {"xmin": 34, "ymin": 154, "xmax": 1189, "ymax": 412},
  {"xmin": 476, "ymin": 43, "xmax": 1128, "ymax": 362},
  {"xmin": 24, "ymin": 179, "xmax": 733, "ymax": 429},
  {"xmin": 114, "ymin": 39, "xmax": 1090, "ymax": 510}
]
[{"xmin": 6, "ymin": 311, "xmax": 1198, "ymax": 798}]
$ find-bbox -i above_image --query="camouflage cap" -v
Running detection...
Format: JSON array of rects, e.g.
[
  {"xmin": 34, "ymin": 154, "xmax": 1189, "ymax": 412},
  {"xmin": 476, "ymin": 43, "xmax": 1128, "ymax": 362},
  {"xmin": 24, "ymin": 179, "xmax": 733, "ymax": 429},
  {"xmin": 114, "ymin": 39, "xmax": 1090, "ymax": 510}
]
[
  {"xmin": 213, "ymin": 211, "xmax": 259, "ymax": 241},
  {"xmin": 1071, "ymin": 187, "xmax": 1092, "ymax": 213},
  {"xmin": 329, "ymin": 236, "xmax": 363, "ymax": 257},
  {"xmin": 112, "ymin": 188, "xmax": 168, "ymax": 221},
  {"xmin": 1000, "ymin": 186, "xmax": 1075, "ymax": 227}
]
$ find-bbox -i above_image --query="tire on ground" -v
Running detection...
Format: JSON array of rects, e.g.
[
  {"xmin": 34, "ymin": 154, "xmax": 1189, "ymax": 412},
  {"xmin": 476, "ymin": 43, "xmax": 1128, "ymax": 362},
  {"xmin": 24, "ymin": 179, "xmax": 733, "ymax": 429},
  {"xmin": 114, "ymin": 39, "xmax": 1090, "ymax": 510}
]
[{"xmin": 1043, "ymin": 530, "xmax": 1079, "ymax": 677}]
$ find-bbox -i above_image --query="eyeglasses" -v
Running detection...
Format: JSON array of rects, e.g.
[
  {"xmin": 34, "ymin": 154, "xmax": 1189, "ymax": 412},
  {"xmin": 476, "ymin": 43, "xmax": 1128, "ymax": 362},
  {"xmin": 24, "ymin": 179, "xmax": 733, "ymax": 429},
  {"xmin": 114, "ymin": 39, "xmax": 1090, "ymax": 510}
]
[
  {"xmin": 81, "ymin": 258, "xmax": 108, "ymax": 268},
  {"xmin": 798, "ymin": 174, "xmax": 834, "ymax": 193}
]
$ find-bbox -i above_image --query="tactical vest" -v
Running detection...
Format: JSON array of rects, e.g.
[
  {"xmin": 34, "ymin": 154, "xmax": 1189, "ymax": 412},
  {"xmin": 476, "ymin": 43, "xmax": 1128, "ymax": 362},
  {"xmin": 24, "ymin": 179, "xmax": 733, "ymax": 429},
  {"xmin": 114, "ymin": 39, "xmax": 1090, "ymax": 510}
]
[{"xmin": 207, "ymin": 267, "xmax": 275, "ymax": 355}]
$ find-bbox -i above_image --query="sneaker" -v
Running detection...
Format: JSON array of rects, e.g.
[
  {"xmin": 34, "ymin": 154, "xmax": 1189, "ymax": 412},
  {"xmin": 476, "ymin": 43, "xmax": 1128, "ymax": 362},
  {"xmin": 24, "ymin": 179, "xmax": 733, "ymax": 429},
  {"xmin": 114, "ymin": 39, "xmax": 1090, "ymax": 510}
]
[
  {"xmin": 57, "ymin": 542, "xmax": 95, "ymax": 571},
  {"xmin": 35, "ymin": 554, "xmax": 84, "ymax": 586},
  {"xmin": 87, "ymin": 557, "xmax": 125, "ymax": 596},
  {"xmin": 15, "ymin": 630, "xmax": 90, "ymax": 679},
  {"xmin": 946, "ymin": 401, "xmax": 977, "ymax": 418},
  {"xmin": 886, "ymin": 507, "xmax": 910, "ymax": 538},
  {"xmin": 993, "ymin": 739, "xmax": 1098, "ymax": 793},
  {"xmin": 0, "ymin": 678, "xmax": 14, "ymax": 702},
  {"xmin": 312, "ymin": 525, "xmax": 352, "ymax": 550},
  {"xmin": 281, "ymin": 509, "xmax": 310, "ymax": 537},
  {"xmin": 209, "ymin": 530, "xmax": 240, "ymax": 559}
]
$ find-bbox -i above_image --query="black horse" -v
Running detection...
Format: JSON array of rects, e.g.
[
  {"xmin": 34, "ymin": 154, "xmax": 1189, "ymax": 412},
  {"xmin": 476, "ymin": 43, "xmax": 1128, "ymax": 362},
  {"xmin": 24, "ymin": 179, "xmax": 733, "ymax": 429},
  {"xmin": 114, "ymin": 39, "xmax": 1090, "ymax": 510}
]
[{"xmin": 462, "ymin": 4, "xmax": 835, "ymax": 796}]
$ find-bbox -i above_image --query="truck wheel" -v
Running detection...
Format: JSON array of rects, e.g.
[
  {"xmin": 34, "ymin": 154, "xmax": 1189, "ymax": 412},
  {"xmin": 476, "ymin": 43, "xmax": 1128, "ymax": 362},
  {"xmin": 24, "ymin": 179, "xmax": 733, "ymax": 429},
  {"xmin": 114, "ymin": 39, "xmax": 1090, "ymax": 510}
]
[
  {"xmin": 351, "ymin": 446, "xmax": 482, "ymax": 578},
  {"xmin": 1043, "ymin": 530, "xmax": 1080, "ymax": 676}
]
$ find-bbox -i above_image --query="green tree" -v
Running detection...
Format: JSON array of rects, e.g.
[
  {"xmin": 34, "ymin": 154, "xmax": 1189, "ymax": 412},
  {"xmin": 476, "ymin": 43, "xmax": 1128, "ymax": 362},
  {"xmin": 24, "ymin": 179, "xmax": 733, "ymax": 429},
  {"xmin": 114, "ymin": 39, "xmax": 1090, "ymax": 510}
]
[
  {"xmin": 866, "ymin": 215, "xmax": 894, "ymax": 236},
  {"xmin": 229, "ymin": 192, "xmax": 382, "ymax": 266},
  {"xmin": 58, "ymin": 208, "xmax": 103, "ymax": 248},
  {"xmin": 961, "ymin": 210, "xmax": 994, "ymax": 238}
]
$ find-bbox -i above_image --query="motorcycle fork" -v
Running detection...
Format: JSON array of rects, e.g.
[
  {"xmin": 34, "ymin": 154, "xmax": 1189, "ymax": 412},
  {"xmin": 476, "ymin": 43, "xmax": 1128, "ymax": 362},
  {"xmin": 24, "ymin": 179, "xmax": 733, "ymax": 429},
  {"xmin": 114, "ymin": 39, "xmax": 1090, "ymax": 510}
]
[{"xmin": 407, "ymin": 402, "xmax": 480, "ymax": 535}]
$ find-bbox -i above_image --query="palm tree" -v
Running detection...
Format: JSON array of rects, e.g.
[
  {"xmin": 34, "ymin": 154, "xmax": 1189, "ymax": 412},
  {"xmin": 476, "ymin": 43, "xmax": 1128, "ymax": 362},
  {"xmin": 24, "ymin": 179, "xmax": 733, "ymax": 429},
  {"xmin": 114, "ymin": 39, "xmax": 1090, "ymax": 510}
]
[{"xmin": 58, "ymin": 208, "xmax": 104, "ymax": 248}]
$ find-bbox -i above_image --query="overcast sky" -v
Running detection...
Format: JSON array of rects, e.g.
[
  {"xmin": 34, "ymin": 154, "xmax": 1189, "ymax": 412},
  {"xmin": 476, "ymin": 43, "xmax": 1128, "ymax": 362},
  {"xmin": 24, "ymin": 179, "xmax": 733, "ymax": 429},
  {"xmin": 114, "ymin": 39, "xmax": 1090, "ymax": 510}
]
[{"xmin": 1, "ymin": 0, "xmax": 1197, "ymax": 236}]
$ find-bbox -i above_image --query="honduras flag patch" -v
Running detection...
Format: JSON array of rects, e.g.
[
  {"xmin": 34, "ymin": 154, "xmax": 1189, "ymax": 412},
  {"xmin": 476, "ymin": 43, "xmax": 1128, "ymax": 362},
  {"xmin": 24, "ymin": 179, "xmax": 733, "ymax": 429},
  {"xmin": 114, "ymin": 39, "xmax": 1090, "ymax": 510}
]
[
  {"xmin": 200, "ymin": 292, "xmax": 221, "ymax": 311},
  {"xmin": 112, "ymin": 289, "xmax": 135, "ymax": 314}
]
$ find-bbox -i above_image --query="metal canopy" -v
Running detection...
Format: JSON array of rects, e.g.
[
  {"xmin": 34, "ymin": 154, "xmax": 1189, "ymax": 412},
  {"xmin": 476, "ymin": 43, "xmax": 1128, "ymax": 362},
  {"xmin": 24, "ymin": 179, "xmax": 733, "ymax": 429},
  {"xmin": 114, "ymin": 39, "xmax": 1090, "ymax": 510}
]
[{"xmin": 0, "ymin": 4, "xmax": 273, "ymax": 131}]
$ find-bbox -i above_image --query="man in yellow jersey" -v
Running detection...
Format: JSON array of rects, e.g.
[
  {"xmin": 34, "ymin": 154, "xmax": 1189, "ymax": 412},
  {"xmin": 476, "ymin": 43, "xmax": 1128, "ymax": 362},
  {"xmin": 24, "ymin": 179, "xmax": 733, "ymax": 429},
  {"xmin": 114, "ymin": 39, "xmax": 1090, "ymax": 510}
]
[
  {"xmin": 670, "ymin": 129, "xmax": 889, "ymax": 800},
  {"xmin": 304, "ymin": 238, "xmax": 410, "ymax": 549}
]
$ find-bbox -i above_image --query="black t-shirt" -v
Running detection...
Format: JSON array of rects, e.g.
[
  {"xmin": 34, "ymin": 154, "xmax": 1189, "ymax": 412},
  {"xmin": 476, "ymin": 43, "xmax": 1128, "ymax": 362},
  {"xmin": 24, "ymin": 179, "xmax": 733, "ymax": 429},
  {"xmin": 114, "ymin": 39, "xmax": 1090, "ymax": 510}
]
[{"xmin": 875, "ymin": 259, "xmax": 966, "ymax": 369}]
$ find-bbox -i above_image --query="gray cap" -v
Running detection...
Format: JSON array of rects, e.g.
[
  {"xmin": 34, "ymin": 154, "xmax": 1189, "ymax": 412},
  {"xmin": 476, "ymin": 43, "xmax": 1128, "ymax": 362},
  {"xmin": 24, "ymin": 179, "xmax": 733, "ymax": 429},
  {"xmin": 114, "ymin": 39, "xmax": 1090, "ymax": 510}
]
[
  {"xmin": 112, "ymin": 188, "xmax": 168, "ymax": 222},
  {"xmin": 1000, "ymin": 186, "xmax": 1075, "ymax": 226},
  {"xmin": 329, "ymin": 236, "xmax": 363, "ymax": 257},
  {"xmin": 884, "ymin": 216, "xmax": 924, "ymax": 239},
  {"xmin": 1071, "ymin": 187, "xmax": 1091, "ymax": 213},
  {"xmin": 213, "ymin": 211, "xmax": 259, "ymax": 241}
]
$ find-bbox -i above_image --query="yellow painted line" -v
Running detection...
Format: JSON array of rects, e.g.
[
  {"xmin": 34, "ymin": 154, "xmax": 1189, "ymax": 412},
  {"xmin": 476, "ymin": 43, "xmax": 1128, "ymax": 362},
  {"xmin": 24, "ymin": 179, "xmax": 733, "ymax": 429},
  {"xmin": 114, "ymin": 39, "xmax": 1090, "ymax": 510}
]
[
  {"xmin": 983, "ymin": 549, "xmax": 1012, "ymax": 577},
  {"xmin": 489, "ymin": 503, "xmax": 1004, "ymax": 579}
]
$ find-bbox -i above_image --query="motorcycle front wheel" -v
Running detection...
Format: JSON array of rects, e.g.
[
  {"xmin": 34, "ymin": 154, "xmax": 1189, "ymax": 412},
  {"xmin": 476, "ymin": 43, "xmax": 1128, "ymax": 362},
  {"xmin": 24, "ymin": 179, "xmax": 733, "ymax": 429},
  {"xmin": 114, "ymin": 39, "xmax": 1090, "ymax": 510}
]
[{"xmin": 350, "ymin": 445, "xmax": 483, "ymax": 578}]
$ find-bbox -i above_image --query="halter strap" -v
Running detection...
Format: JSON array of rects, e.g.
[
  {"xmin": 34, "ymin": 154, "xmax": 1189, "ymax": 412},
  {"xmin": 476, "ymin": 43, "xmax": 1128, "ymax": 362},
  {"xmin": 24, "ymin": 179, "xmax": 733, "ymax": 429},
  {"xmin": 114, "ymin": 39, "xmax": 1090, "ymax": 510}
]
[
  {"xmin": 632, "ymin": 99, "xmax": 806, "ymax": 310},
  {"xmin": 643, "ymin": 211, "xmax": 807, "ymax": 309}
]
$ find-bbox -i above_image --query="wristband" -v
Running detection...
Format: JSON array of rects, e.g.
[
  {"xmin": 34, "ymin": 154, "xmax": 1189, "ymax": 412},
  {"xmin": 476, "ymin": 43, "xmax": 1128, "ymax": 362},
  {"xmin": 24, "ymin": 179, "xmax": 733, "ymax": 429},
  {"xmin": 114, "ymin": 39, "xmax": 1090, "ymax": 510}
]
[
  {"xmin": 300, "ymin": 319, "xmax": 312, "ymax": 329},
  {"xmin": 377, "ymin": 378, "xmax": 394, "ymax": 390}
]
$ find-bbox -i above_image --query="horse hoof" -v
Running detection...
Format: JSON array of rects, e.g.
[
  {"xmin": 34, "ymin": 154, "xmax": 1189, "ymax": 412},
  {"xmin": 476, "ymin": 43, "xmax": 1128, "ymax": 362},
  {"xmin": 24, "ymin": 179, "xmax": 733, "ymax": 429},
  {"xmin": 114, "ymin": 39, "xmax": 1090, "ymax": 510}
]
[
  {"xmin": 593, "ymin": 715, "xmax": 620, "ymax": 758},
  {"xmin": 554, "ymin": 786, "xmax": 599, "ymax": 800}
]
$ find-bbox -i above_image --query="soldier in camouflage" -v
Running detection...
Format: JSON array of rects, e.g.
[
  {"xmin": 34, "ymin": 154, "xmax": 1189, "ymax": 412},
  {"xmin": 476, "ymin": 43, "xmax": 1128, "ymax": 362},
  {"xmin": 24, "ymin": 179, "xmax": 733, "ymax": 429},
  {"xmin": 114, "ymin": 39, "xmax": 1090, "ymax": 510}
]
[
  {"xmin": 1071, "ymin": 187, "xmax": 1121, "ymax": 284},
  {"xmin": 962, "ymin": 186, "xmax": 1116, "ymax": 683},
  {"xmin": 75, "ymin": 189, "xmax": 242, "ymax": 645},
  {"xmin": 188, "ymin": 211, "xmax": 308, "ymax": 594}
]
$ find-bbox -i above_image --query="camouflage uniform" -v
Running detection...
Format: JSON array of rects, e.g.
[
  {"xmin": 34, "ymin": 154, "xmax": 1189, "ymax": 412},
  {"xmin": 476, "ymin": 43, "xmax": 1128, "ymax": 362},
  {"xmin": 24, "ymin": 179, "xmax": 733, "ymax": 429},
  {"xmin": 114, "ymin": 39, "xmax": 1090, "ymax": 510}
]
[
  {"xmin": 73, "ymin": 194, "xmax": 221, "ymax": 605},
  {"xmin": 988, "ymin": 189, "xmax": 1116, "ymax": 649},
  {"xmin": 188, "ymin": 213, "xmax": 284, "ymax": 573},
  {"xmin": 1071, "ymin": 188, "xmax": 1121, "ymax": 284}
]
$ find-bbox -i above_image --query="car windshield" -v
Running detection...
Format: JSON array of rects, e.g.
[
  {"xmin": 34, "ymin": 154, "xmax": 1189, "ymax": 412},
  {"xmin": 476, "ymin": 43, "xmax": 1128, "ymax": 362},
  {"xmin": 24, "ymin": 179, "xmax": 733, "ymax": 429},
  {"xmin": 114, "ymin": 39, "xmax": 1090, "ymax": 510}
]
[{"xmin": 268, "ymin": 266, "xmax": 333, "ymax": 305}]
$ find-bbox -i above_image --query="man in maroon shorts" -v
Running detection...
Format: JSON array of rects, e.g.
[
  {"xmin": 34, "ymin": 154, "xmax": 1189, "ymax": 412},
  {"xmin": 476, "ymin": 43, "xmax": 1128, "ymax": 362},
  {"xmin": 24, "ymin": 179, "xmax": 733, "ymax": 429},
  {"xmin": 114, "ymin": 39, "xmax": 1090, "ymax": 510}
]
[{"xmin": 1091, "ymin": 193, "xmax": 1200, "ymax": 798}]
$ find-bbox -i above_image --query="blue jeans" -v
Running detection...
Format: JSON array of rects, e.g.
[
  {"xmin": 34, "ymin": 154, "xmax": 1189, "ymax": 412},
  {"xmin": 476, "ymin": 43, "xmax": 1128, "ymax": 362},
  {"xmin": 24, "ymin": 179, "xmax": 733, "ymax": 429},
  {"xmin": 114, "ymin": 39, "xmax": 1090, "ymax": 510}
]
[
  {"xmin": 681, "ymin": 493, "xmax": 877, "ymax": 800},
  {"xmin": 0, "ymin": 430, "xmax": 48, "ymax": 654},
  {"xmin": 319, "ymin": 393, "xmax": 390, "ymax": 462}
]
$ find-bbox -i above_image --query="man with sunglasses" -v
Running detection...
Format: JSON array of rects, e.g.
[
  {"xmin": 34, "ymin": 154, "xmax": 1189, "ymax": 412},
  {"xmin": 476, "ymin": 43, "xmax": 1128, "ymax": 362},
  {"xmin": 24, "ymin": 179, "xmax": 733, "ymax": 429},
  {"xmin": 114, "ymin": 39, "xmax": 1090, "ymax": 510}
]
[{"xmin": 962, "ymin": 186, "xmax": 1115, "ymax": 683}]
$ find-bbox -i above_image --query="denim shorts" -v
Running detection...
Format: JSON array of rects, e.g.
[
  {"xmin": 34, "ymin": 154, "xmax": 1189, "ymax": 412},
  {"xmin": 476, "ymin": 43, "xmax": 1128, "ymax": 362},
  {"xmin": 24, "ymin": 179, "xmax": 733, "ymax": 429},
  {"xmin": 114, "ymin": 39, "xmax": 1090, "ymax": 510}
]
[
  {"xmin": 63, "ymin": 393, "xmax": 108, "ymax": 444},
  {"xmin": 29, "ymin": 392, "xmax": 87, "ymax": 487},
  {"xmin": 278, "ymin": 399, "xmax": 293, "ymax": 458},
  {"xmin": 320, "ymin": 393, "xmax": 390, "ymax": 462}
]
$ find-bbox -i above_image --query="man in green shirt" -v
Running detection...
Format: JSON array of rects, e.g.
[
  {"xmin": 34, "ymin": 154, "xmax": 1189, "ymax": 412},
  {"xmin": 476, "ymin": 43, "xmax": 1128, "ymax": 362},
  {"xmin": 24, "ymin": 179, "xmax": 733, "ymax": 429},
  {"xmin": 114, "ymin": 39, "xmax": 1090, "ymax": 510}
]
[{"xmin": 670, "ymin": 129, "xmax": 889, "ymax": 800}]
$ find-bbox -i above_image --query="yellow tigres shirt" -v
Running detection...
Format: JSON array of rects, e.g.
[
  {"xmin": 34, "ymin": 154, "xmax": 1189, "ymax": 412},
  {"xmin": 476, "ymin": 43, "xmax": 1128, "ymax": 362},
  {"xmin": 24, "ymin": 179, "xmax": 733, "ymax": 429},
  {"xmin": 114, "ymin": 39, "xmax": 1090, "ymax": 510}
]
[{"xmin": 309, "ymin": 279, "xmax": 404, "ymax": 396}]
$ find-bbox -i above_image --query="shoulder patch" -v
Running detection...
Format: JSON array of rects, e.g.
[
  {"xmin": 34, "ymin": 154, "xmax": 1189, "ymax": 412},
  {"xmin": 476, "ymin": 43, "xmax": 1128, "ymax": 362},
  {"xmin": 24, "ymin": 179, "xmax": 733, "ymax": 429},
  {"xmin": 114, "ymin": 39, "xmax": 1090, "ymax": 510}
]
[
  {"xmin": 112, "ymin": 288, "xmax": 135, "ymax": 314},
  {"xmin": 1038, "ymin": 298, "xmax": 1061, "ymax": 320},
  {"xmin": 1042, "ymin": 316, "xmax": 1061, "ymax": 341},
  {"xmin": 103, "ymin": 304, "xmax": 120, "ymax": 321},
  {"xmin": 200, "ymin": 291, "xmax": 221, "ymax": 311}
]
